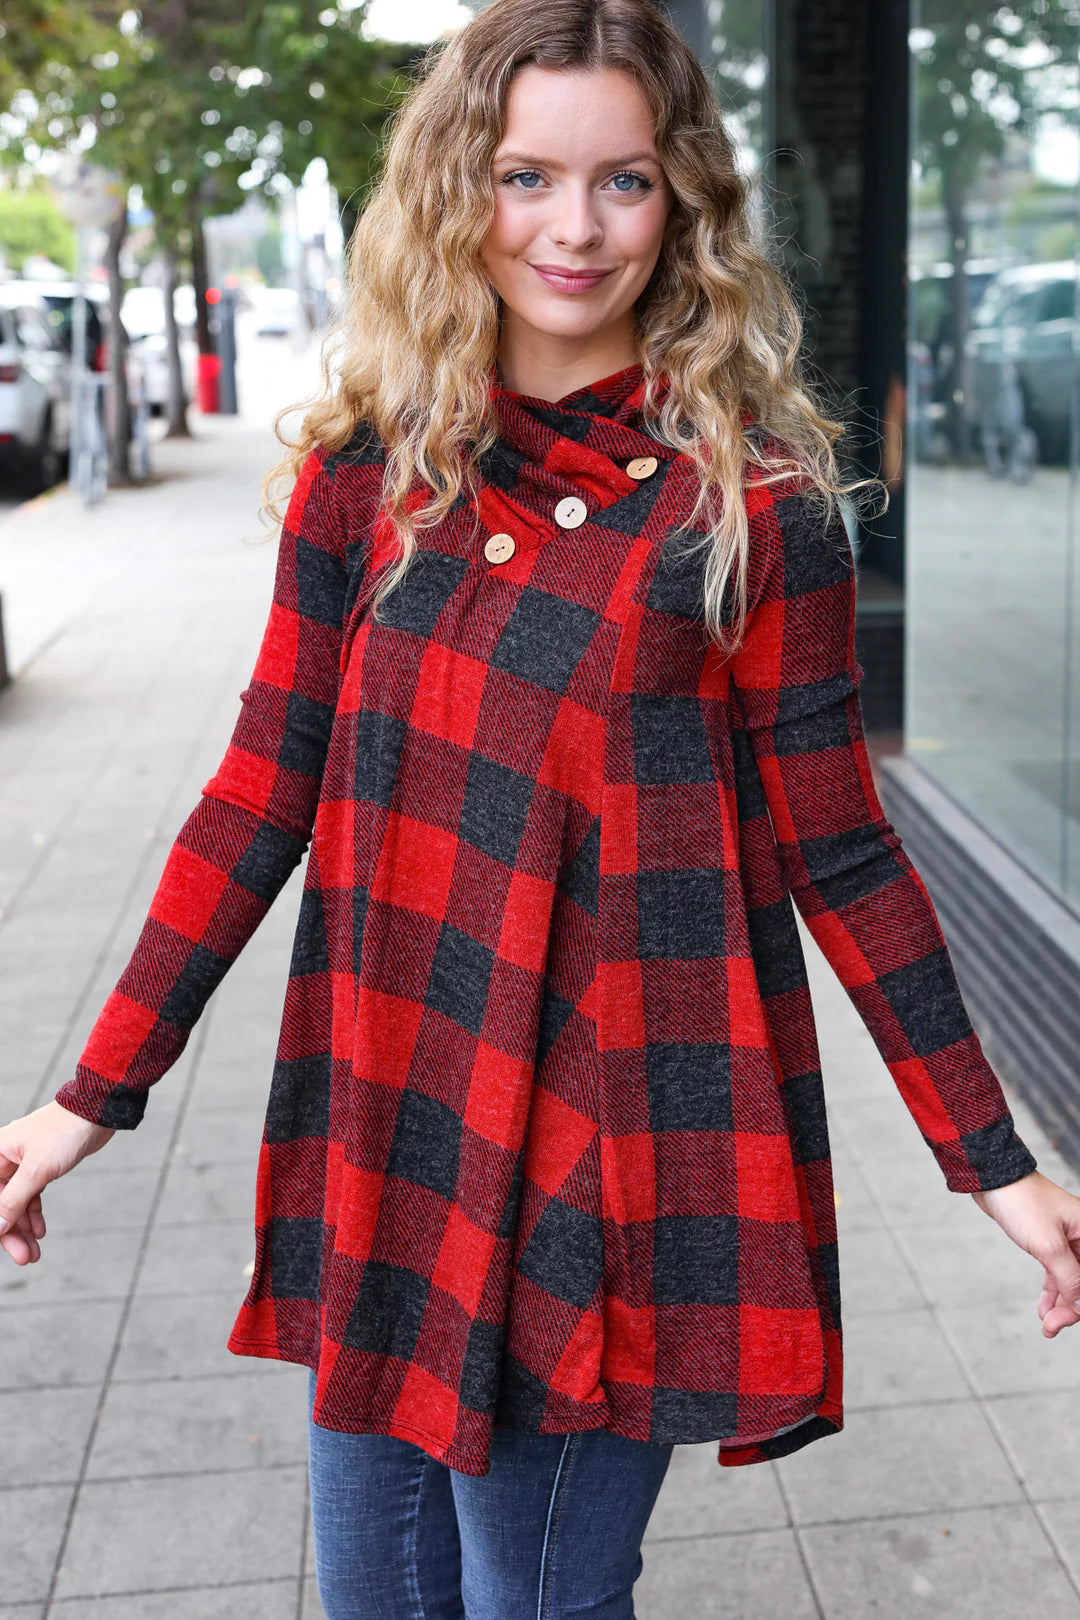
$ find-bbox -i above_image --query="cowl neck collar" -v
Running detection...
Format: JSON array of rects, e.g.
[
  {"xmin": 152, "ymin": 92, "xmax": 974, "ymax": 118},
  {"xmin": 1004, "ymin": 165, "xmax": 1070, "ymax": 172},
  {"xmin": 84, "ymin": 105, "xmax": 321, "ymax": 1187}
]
[
  {"xmin": 476, "ymin": 358, "xmax": 753, "ymax": 557},
  {"xmin": 487, "ymin": 360, "xmax": 673, "ymax": 476},
  {"xmin": 490, "ymin": 358, "xmax": 656, "ymax": 422},
  {"xmin": 477, "ymin": 360, "xmax": 681, "ymax": 552}
]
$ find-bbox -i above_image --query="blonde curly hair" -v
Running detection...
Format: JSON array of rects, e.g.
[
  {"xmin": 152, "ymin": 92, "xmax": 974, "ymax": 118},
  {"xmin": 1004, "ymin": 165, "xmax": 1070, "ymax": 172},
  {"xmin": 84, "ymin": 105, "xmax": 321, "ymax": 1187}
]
[{"xmin": 262, "ymin": 0, "xmax": 886, "ymax": 656}]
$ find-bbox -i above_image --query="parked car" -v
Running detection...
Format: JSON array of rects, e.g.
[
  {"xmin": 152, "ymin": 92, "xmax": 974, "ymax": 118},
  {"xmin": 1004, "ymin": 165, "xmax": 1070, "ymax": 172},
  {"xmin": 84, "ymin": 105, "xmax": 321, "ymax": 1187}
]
[
  {"xmin": 908, "ymin": 258, "xmax": 1003, "ymax": 465},
  {"xmin": 963, "ymin": 260, "xmax": 1077, "ymax": 466},
  {"xmin": 120, "ymin": 284, "xmax": 196, "ymax": 415},
  {"xmin": 250, "ymin": 284, "xmax": 300, "ymax": 337},
  {"xmin": 0, "ymin": 281, "xmax": 73, "ymax": 493},
  {"xmin": 0, "ymin": 277, "xmax": 153, "ymax": 493},
  {"xmin": 9, "ymin": 278, "xmax": 111, "ymax": 373}
]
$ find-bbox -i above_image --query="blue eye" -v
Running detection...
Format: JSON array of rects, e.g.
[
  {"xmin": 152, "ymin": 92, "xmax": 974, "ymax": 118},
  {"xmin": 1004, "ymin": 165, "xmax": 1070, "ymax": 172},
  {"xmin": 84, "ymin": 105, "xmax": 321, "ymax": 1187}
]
[
  {"xmin": 500, "ymin": 169, "xmax": 655, "ymax": 194},
  {"xmin": 611, "ymin": 171, "xmax": 654, "ymax": 193}
]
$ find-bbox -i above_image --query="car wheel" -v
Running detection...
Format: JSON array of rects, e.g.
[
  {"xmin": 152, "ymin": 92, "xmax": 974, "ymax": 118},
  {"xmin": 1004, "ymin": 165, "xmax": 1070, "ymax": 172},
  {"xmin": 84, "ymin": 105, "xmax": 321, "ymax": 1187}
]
[{"xmin": 23, "ymin": 410, "xmax": 63, "ymax": 496}]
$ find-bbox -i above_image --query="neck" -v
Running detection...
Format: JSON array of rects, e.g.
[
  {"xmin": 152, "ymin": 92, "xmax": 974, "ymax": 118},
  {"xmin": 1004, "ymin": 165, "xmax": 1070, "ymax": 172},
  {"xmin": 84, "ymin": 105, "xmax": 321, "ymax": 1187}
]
[{"xmin": 494, "ymin": 309, "xmax": 641, "ymax": 402}]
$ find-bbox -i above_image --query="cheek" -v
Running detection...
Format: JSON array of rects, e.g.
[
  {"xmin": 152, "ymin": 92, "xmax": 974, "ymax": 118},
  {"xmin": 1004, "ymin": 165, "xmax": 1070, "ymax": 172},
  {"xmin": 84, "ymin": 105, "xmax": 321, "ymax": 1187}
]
[
  {"xmin": 483, "ymin": 196, "xmax": 533, "ymax": 263},
  {"xmin": 614, "ymin": 197, "xmax": 671, "ymax": 263}
]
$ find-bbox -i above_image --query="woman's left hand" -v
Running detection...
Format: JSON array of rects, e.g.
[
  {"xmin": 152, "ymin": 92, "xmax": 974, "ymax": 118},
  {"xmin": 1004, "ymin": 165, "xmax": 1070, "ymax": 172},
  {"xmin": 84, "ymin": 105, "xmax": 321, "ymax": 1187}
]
[{"xmin": 972, "ymin": 1169, "xmax": 1080, "ymax": 1338}]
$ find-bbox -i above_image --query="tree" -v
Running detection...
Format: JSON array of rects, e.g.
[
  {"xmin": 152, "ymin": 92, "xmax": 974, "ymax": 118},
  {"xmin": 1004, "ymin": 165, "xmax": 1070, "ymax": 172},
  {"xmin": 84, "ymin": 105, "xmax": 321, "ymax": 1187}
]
[
  {"xmin": 0, "ymin": 180, "xmax": 74, "ymax": 273},
  {"xmin": 2, "ymin": 6, "xmax": 251, "ymax": 470},
  {"xmin": 0, "ymin": 3, "xmax": 429, "ymax": 469},
  {"xmin": 237, "ymin": 5, "xmax": 425, "ymax": 242},
  {"xmin": 0, "ymin": 1, "xmax": 123, "ymax": 107}
]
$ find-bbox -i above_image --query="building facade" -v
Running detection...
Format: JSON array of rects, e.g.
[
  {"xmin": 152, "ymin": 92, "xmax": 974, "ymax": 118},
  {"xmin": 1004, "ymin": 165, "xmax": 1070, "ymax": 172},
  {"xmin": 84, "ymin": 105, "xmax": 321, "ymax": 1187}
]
[{"xmin": 672, "ymin": 0, "xmax": 1080, "ymax": 1167}]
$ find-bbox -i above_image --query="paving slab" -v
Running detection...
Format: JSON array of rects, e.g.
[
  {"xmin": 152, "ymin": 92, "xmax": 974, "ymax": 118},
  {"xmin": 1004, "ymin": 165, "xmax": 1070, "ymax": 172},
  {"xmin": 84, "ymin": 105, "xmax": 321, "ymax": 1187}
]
[
  {"xmin": 51, "ymin": 1465, "xmax": 308, "ymax": 1600},
  {"xmin": 0, "ymin": 1297, "xmax": 123, "ymax": 1391},
  {"xmin": 0, "ymin": 1484, "xmax": 73, "ymax": 1604},
  {"xmin": 800, "ymin": 1503, "xmax": 1080, "ymax": 1620},
  {"xmin": 84, "ymin": 1368, "xmax": 309, "ymax": 1480},
  {"xmin": 637, "ymin": 1526, "xmax": 820, "ymax": 1619},
  {"xmin": 112, "ymin": 1289, "xmax": 285, "ymax": 1383},
  {"xmin": 46, "ymin": 1585, "xmax": 299, "ymax": 1620},
  {"xmin": 984, "ymin": 1390, "xmax": 1080, "ymax": 1502}
]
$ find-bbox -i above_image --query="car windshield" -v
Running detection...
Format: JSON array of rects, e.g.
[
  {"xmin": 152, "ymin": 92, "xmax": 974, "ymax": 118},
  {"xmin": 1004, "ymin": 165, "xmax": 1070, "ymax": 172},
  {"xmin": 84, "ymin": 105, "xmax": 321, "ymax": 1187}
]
[
  {"xmin": 40, "ymin": 294, "xmax": 104, "ymax": 350},
  {"xmin": 972, "ymin": 274, "xmax": 1075, "ymax": 328},
  {"xmin": 972, "ymin": 281, "xmax": 1017, "ymax": 327}
]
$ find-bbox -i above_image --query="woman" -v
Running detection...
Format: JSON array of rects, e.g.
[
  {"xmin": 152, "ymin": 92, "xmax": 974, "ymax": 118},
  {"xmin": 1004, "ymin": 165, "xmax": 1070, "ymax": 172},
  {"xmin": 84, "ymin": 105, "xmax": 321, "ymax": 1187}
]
[{"xmin": 3, "ymin": 2, "xmax": 1079, "ymax": 1615}]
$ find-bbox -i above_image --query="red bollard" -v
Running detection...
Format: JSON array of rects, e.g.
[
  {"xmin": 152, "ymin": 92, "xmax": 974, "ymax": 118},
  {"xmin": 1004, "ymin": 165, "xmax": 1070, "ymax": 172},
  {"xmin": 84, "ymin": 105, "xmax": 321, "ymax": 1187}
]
[{"xmin": 196, "ymin": 352, "xmax": 221, "ymax": 414}]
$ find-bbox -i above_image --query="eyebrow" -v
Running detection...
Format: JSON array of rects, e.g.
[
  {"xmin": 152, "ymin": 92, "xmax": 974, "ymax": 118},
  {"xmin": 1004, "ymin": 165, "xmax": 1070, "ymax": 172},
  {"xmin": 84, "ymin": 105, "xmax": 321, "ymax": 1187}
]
[{"xmin": 493, "ymin": 150, "xmax": 662, "ymax": 169}]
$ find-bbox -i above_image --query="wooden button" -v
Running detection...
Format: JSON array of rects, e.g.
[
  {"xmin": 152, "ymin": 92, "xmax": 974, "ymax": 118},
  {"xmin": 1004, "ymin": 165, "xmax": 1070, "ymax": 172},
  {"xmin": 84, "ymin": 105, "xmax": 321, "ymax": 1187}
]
[
  {"xmin": 554, "ymin": 496, "xmax": 587, "ymax": 529},
  {"xmin": 484, "ymin": 532, "xmax": 516, "ymax": 564},
  {"xmin": 626, "ymin": 456, "xmax": 658, "ymax": 479}
]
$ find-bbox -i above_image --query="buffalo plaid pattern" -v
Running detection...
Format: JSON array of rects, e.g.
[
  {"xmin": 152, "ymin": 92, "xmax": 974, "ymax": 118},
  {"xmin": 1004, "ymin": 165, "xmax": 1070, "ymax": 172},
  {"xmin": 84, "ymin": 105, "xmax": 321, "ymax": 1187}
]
[{"xmin": 55, "ymin": 362, "xmax": 1036, "ymax": 1477}]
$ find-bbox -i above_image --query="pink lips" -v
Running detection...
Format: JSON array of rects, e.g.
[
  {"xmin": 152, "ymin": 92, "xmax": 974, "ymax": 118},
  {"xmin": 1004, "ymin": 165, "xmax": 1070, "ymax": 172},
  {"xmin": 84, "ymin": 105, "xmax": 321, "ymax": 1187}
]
[{"xmin": 531, "ymin": 264, "xmax": 616, "ymax": 295}]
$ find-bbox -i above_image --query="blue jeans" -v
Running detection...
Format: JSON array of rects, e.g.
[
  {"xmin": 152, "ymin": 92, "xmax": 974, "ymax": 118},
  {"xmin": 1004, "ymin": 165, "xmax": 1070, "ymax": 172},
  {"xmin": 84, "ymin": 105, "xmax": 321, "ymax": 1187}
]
[{"xmin": 306, "ymin": 1367, "xmax": 674, "ymax": 1619}]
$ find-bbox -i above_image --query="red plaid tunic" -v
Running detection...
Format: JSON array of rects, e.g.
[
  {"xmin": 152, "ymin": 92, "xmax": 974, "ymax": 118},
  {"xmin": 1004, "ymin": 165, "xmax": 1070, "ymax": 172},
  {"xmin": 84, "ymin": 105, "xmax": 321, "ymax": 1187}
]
[{"xmin": 55, "ymin": 362, "xmax": 1036, "ymax": 1476}]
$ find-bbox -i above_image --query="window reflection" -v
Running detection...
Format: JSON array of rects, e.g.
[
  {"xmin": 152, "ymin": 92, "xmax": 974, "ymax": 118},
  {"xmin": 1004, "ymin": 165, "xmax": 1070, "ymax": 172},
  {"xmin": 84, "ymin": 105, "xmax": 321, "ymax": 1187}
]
[{"xmin": 906, "ymin": 1, "xmax": 1080, "ymax": 904}]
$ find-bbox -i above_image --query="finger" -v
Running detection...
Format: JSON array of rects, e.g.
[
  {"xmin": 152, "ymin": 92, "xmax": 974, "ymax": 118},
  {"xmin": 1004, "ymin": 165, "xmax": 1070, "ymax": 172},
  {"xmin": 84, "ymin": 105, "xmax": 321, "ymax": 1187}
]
[
  {"xmin": 1040, "ymin": 1294, "xmax": 1080, "ymax": 1337},
  {"xmin": 0, "ymin": 1164, "xmax": 44, "ymax": 1238},
  {"xmin": 1039, "ymin": 1234, "xmax": 1080, "ymax": 1316},
  {"xmin": 0, "ymin": 1195, "xmax": 41, "ymax": 1247},
  {"xmin": 0, "ymin": 1227, "xmax": 37, "ymax": 1266},
  {"xmin": 8, "ymin": 1208, "xmax": 41, "ymax": 1257}
]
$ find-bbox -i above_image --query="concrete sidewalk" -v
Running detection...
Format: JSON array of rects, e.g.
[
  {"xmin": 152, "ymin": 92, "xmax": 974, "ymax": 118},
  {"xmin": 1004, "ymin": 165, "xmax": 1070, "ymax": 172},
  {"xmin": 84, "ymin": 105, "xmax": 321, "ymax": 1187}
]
[{"xmin": 0, "ymin": 402, "xmax": 1078, "ymax": 1620}]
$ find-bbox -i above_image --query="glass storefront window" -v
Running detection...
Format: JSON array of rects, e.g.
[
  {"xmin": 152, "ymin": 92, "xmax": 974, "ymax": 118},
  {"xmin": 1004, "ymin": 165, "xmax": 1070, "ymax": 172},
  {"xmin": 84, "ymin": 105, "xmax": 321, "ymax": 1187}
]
[
  {"xmin": 906, "ymin": 1, "xmax": 1080, "ymax": 906},
  {"xmin": 663, "ymin": 0, "xmax": 769, "ymax": 182}
]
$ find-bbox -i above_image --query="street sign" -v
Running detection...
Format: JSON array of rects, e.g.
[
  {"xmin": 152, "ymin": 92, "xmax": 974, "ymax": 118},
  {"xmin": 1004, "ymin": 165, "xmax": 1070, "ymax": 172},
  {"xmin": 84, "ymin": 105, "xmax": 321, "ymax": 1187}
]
[{"xmin": 49, "ymin": 156, "xmax": 126, "ymax": 230}]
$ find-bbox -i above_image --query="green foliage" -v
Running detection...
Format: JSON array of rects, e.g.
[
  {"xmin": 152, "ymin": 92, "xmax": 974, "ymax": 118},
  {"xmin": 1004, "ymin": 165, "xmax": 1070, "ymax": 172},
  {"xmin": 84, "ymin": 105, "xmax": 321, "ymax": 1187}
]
[
  {"xmin": 913, "ymin": 1, "xmax": 1080, "ymax": 187},
  {"xmin": 0, "ymin": 2, "xmax": 429, "ymax": 250},
  {"xmin": 0, "ymin": 1, "xmax": 125, "ymax": 107},
  {"xmin": 239, "ymin": 5, "xmax": 425, "ymax": 222},
  {"xmin": 0, "ymin": 182, "xmax": 74, "ymax": 271}
]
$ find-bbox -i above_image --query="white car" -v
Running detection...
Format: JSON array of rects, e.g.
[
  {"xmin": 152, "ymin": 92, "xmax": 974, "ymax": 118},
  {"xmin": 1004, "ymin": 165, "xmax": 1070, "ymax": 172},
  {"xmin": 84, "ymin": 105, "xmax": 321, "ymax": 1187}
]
[
  {"xmin": 120, "ymin": 284, "xmax": 197, "ymax": 414},
  {"xmin": 250, "ymin": 285, "xmax": 300, "ymax": 336},
  {"xmin": 0, "ymin": 282, "xmax": 73, "ymax": 493}
]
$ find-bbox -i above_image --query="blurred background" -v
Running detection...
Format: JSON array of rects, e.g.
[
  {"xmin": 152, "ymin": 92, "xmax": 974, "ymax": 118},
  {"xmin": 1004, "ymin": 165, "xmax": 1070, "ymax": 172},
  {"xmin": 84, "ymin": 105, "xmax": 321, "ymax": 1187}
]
[{"xmin": 2, "ymin": 3, "xmax": 1080, "ymax": 1618}]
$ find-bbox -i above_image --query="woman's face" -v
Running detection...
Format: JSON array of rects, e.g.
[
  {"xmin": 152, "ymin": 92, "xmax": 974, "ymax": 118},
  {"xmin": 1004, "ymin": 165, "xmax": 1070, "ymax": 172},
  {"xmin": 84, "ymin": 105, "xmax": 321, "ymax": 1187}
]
[{"xmin": 480, "ymin": 65, "xmax": 673, "ymax": 362}]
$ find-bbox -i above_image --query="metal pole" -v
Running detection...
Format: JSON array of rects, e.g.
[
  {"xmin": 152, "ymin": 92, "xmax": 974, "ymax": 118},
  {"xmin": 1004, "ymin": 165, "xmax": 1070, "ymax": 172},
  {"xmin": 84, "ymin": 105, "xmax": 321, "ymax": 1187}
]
[
  {"xmin": 69, "ymin": 226, "xmax": 88, "ymax": 493},
  {"xmin": 217, "ymin": 287, "xmax": 238, "ymax": 414}
]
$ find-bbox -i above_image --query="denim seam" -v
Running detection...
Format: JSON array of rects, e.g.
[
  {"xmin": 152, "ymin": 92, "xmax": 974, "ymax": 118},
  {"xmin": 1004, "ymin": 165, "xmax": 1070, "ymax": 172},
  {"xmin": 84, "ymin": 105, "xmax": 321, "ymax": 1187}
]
[
  {"xmin": 536, "ymin": 1431, "xmax": 580, "ymax": 1620},
  {"xmin": 405, "ymin": 1451, "xmax": 431, "ymax": 1620}
]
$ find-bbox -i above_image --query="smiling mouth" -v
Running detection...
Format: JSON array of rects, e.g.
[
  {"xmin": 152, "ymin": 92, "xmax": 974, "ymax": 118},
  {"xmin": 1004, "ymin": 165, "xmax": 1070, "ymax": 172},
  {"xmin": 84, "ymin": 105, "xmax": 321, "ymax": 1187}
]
[{"xmin": 530, "ymin": 265, "xmax": 616, "ymax": 294}]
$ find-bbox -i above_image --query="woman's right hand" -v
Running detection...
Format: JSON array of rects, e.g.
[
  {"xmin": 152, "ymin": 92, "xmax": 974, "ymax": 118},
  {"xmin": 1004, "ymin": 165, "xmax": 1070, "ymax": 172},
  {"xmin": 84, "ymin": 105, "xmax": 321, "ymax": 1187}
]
[{"xmin": 0, "ymin": 1100, "xmax": 116, "ymax": 1265}]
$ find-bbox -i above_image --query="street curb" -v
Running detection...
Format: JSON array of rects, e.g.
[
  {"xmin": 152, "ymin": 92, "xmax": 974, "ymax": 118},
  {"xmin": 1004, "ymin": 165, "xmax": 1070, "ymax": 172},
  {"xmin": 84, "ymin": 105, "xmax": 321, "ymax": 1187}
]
[{"xmin": 0, "ymin": 480, "xmax": 71, "ymax": 528}]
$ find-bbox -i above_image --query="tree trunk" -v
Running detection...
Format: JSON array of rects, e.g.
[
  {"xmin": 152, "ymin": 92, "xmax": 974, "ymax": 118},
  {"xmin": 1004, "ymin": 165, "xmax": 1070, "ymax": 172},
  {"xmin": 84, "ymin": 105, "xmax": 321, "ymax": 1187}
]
[
  {"xmin": 941, "ymin": 158, "xmax": 972, "ymax": 465},
  {"xmin": 162, "ymin": 243, "xmax": 191, "ymax": 438},
  {"xmin": 190, "ymin": 204, "xmax": 213, "ymax": 357},
  {"xmin": 105, "ymin": 207, "xmax": 132, "ymax": 487}
]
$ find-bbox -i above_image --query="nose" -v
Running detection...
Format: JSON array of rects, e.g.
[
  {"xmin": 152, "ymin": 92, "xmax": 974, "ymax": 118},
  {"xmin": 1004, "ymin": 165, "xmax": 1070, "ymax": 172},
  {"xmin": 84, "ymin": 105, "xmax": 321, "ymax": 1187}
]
[{"xmin": 550, "ymin": 181, "xmax": 603, "ymax": 252}]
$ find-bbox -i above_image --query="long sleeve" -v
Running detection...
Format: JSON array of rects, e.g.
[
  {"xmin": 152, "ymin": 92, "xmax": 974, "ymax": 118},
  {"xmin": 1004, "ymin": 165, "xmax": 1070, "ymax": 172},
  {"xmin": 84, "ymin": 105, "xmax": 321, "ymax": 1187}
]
[
  {"xmin": 728, "ymin": 477, "xmax": 1037, "ymax": 1193},
  {"xmin": 54, "ymin": 436, "xmax": 379, "ymax": 1129}
]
